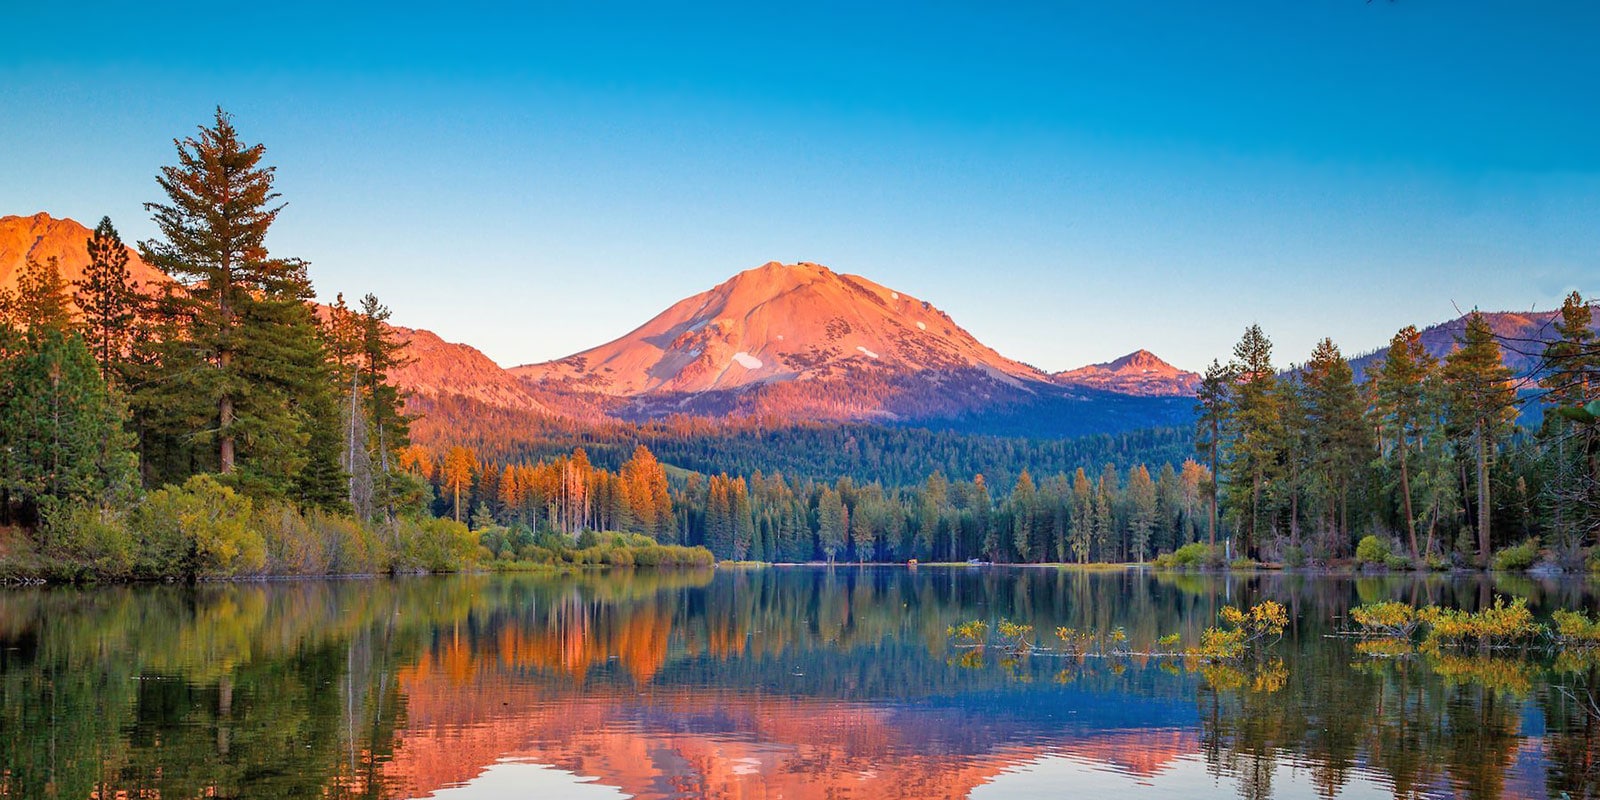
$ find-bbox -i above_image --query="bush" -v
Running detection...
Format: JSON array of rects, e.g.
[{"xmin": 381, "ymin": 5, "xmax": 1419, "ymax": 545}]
[
  {"xmin": 1154, "ymin": 542, "xmax": 1222, "ymax": 570},
  {"xmin": 131, "ymin": 475, "xmax": 263, "ymax": 578},
  {"xmin": 1355, "ymin": 535, "xmax": 1392, "ymax": 567},
  {"xmin": 1420, "ymin": 596, "xmax": 1539, "ymax": 649},
  {"xmin": 1425, "ymin": 553, "xmax": 1452, "ymax": 572},
  {"xmin": 393, "ymin": 516, "xmax": 476, "ymax": 572},
  {"xmin": 1283, "ymin": 545, "xmax": 1307, "ymax": 569},
  {"xmin": 1384, "ymin": 554, "xmax": 1415, "ymax": 571},
  {"xmin": 1491, "ymin": 539, "xmax": 1540, "ymax": 572},
  {"xmin": 37, "ymin": 500, "xmax": 134, "ymax": 580}
]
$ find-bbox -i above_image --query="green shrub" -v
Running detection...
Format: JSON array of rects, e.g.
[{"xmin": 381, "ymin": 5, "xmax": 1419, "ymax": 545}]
[
  {"xmin": 37, "ymin": 500, "xmax": 134, "ymax": 580},
  {"xmin": 132, "ymin": 475, "xmax": 262, "ymax": 578},
  {"xmin": 1384, "ymin": 554, "xmax": 1415, "ymax": 571},
  {"xmin": 1155, "ymin": 542, "xmax": 1222, "ymax": 570},
  {"xmin": 1283, "ymin": 545, "xmax": 1307, "ymax": 569},
  {"xmin": 1491, "ymin": 539, "xmax": 1540, "ymax": 572},
  {"xmin": 393, "ymin": 515, "xmax": 476, "ymax": 572},
  {"xmin": 1355, "ymin": 535, "xmax": 1392, "ymax": 567}
]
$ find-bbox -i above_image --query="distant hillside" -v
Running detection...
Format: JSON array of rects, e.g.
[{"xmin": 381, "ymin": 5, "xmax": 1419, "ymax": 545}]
[
  {"xmin": 1347, "ymin": 310, "xmax": 1582, "ymax": 381},
  {"xmin": 0, "ymin": 212, "xmax": 170, "ymax": 297},
  {"xmin": 512, "ymin": 261, "xmax": 1196, "ymax": 433},
  {"xmin": 1053, "ymin": 349, "xmax": 1200, "ymax": 396}
]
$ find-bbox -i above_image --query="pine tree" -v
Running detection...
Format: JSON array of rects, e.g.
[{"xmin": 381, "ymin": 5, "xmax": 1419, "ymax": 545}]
[
  {"xmin": 140, "ymin": 107, "xmax": 323, "ymax": 487},
  {"xmin": 1010, "ymin": 470, "xmax": 1037, "ymax": 562},
  {"xmin": 817, "ymin": 487, "xmax": 846, "ymax": 563},
  {"xmin": 1442, "ymin": 312, "xmax": 1518, "ymax": 561},
  {"xmin": 1068, "ymin": 468, "xmax": 1093, "ymax": 563},
  {"xmin": 1375, "ymin": 326, "xmax": 1438, "ymax": 559},
  {"xmin": 73, "ymin": 217, "xmax": 142, "ymax": 382},
  {"xmin": 0, "ymin": 289, "xmax": 137, "ymax": 524},
  {"xmin": 1539, "ymin": 292, "xmax": 1600, "ymax": 547},
  {"xmin": 1302, "ymin": 338, "xmax": 1371, "ymax": 553},
  {"xmin": 1126, "ymin": 464, "xmax": 1157, "ymax": 563},
  {"xmin": 1195, "ymin": 359, "xmax": 1231, "ymax": 545},
  {"xmin": 441, "ymin": 446, "xmax": 476, "ymax": 523},
  {"xmin": 1221, "ymin": 325, "xmax": 1282, "ymax": 557}
]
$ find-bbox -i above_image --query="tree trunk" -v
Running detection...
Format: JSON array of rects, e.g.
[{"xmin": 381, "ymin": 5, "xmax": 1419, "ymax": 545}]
[
  {"xmin": 1398, "ymin": 441, "xmax": 1418, "ymax": 559},
  {"xmin": 219, "ymin": 392, "xmax": 235, "ymax": 473},
  {"xmin": 1476, "ymin": 423, "xmax": 1491, "ymax": 562}
]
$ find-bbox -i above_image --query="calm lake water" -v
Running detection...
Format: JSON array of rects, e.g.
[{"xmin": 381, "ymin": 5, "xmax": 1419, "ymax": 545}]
[{"xmin": 3, "ymin": 567, "xmax": 1600, "ymax": 799}]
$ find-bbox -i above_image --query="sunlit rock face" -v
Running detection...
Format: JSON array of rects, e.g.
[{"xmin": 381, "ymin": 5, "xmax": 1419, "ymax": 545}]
[
  {"xmin": 0, "ymin": 212, "xmax": 170, "ymax": 299},
  {"xmin": 1053, "ymin": 349, "xmax": 1200, "ymax": 396}
]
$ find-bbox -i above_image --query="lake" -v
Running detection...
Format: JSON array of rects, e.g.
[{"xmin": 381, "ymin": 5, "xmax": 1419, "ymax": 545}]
[{"xmin": 2, "ymin": 567, "xmax": 1598, "ymax": 799}]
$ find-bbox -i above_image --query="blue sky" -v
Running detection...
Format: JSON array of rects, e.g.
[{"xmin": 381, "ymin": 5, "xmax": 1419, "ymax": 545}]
[{"xmin": 2, "ymin": 1, "xmax": 1596, "ymax": 371}]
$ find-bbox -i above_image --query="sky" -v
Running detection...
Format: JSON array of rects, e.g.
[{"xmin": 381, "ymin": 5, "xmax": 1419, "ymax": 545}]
[{"xmin": 2, "ymin": 1, "xmax": 1597, "ymax": 372}]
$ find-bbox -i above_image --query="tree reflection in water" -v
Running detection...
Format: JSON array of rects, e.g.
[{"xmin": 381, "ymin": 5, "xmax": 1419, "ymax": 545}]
[{"xmin": 0, "ymin": 568, "xmax": 1597, "ymax": 798}]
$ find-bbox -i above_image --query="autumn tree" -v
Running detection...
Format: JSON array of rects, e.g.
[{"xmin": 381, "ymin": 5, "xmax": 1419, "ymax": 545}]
[{"xmin": 441, "ymin": 446, "xmax": 477, "ymax": 523}]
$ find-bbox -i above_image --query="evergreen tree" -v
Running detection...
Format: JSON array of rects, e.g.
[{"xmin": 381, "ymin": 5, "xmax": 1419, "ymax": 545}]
[
  {"xmin": 1221, "ymin": 325, "xmax": 1282, "ymax": 557},
  {"xmin": 1195, "ymin": 359, "xmax": 1231, "ymax": 545},
  {"xmin": 1539, "ymin": 292, "xmax": 1600, "ymax": 547},
  {"xmin": 1010, "ymin": 470, "xmax": 1037, "ymax": 562},
  {"xmin": 1302, "ymin": 338, "xmax": 1371, "ymax": 553},
  {"xmin": 1442, "ymin": 312, "xmax": 1518, "ymax": 561},
  {"xmin": 73, "ymin": 217, "xmax": 142, "ymax": 381},
  {"xmin": 140, "ymin": 107, "xmax": 330, "ymax": 494},
  {"xmin": 1375, "ymin": 326, "xmax": 1438, "ymax": 559},
  {"xmin": 817, "ymin": 487, "xmax": 846, "ymax": 563},
  {"xmin": 1126, "ymin": 464, "xmax": 1157, "ymax": 563}
]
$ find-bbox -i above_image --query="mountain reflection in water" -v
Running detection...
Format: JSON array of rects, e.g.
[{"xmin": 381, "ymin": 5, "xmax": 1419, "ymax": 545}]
[{"xmin": 1, "ymin": 568, "xmax": 1597, "ymax": 799}]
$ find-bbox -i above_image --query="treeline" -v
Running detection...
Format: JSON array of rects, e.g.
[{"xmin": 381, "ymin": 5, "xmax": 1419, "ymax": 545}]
[
  {"xmin": 1196, "ymin": 298, "xmax": 1596, "ymax": 567},
  {"xmin": 0, "ymin": 109, "xmax": 473, "ymax": 579},
  {"xmin": 411, "ymin": 394, "xmax": 1196, "ymax": 489},
  {"xmin": 409, "ymin": 439, "xmax": 1216, "ymax": 563}
]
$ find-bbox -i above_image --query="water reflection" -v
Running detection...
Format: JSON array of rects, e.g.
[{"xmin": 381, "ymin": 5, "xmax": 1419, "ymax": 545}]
[{"xmin": 1, "ymin": 568, "xmax": 1598, "ymax": 798}]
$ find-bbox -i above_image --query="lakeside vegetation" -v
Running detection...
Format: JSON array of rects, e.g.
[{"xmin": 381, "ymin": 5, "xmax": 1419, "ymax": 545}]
[{"xmin": 1, "ymin": 107, "xmax": 1594, "ymax": 580}]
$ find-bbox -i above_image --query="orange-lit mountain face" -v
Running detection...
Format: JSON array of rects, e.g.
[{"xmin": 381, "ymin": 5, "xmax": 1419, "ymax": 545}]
[
  {"xmin": 1053, "ymin": 349, "xmax": 1200, "ymax": 396},
  {"xmin": 0, "ymin": 212, "xmax": 170, "ymax": 296},
  {"xmin": 514, "ymin": 261, "xmax": 1047, "ymax": 395},
  {"xmin": 0, "ymin": 212, "xmax": 548, "ymax": 418},
  {"xmin": 510, "ymin": 261, "xmax": 1200, "ymax": 426}
]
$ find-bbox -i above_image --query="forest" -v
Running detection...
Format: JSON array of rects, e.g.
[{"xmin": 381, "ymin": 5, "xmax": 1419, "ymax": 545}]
[
  {"xmin": 411, "ymin": 300, "xmax": 1595, "ymax": 568},
  {"xmin": 0, "ymin": 110, "xmax": 483, "ymax": 579},
  {"xmin": 1, "ymin": 108, "xmax": 1594, "ymax": 576}
]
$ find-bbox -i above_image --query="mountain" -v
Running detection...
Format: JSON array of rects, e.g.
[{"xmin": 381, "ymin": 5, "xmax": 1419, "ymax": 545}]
[
  {"xmin": 0, "ymin": 212, "xmax": 169, "ymax": 294},
  {"xmin": 1, "ymin": 212, "xmax": 549, "ymax": 421},
  {"xmin": 514, "ymin": 261, "xmax": 1045, "ymax": 395},
  {"xmin": 388, "ymin": 325, "xmax": 549, "ymax": 412},
  {"xmin": 510, "ymin": 261, "xmax": 1194, "ymax": 433},
  {"xmin": 1346, "ymin": 310, "xmax": 1579, "ymax": 381},
  {"xmin": 1053, "ymin": 349, "xmax": 1200, "ymax": 396}
]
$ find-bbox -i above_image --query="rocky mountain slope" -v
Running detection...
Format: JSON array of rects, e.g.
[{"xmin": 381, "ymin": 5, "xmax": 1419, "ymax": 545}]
[
  {"xmin": 0, "ymin": 212, "xmax": 169, "ymax": 294},
  {"xmin": 1053, "ymin": 349, "xmax": 1200, "ymax": 396}
]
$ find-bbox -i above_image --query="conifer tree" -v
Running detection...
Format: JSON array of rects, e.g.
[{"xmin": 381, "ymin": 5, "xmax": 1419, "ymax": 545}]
[
  {"xmin": 1442, "ymin": 312, "xmax": 1518, "ymax": 561},
  {"xmin": 74, "ymin": 218, "xmax": 142, "ymax": 381},
  {"xmin": 1375, "ymin": 326, "xmax": 1437, "ymax": 559},
  {"xmin": 1126, "ymin": 464, "xmax": 1157, "ymax": 563},
  {"xmin": 1222, "ymin": 325, "xmax": 1282, "ymax": 557},
  {"xmin": 1539, "ymin": 292, "xmax": 1600, "ymax": 546},
  {"xmin": 1195, "ymin": 359, "xmax": 1231, "ymax": 545},
  {"xmin": 1302, "ymin": 338, "xmax": 1371, "ymax": 552},
  {"xmin": 140, "ymin": 107, "xmax": 332, "ymax": 494},
  {"xmin": 817, "ymin": 487, "xmax": 846, "ymax": 563}
]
